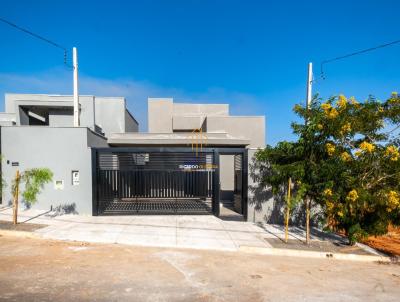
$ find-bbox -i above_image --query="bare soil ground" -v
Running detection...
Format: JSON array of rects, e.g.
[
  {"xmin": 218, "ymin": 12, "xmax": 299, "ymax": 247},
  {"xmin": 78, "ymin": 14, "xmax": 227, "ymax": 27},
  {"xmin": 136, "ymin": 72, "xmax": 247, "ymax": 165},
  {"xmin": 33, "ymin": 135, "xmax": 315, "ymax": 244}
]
[
  {"xmin": 0, "ymin": 234, "xmax": 400, "ymax": 302},
  {"xmin": 0, "ymin": 220, "xmax": 47, "ymax": 232},
  {"xmin": 364, "ymin": 226, "xmax": 400, "ymax": 257},
  {"xmin": 265, "ymin": 238, "xmax": 371, "ymax": 255}
]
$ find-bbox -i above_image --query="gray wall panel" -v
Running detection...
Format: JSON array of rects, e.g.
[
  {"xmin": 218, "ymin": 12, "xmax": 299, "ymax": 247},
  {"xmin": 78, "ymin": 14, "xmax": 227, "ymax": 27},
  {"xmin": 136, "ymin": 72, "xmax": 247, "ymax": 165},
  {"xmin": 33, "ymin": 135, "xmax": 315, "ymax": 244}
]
[{"xmin": 1, "ymin": 127, "xmax": 106, "ymax": 214}]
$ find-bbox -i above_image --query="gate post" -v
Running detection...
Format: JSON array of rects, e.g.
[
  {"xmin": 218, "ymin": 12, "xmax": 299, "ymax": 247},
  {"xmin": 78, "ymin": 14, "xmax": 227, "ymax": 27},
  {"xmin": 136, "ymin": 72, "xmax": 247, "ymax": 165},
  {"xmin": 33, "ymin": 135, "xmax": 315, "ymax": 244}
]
[
  {"xmin": 242, "ymin": 149, "xmax": 249, "ymax": 221},
  {"xmin": 91, "ymin": 148, "xmax": 98, "ymax": 216},
  {"xmin": 212, "ymin": 149, "xmax": 220, "ymax": 216}
]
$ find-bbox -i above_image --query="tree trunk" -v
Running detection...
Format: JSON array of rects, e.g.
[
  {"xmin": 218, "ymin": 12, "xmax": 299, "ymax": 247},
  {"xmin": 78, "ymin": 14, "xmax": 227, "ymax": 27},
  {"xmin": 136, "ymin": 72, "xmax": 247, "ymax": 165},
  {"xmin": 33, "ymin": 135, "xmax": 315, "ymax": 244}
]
[
  {"xmin": 305, "ymin": 197, "xmax": 310, "ymax": 244},
  {"xmin": 12, "ymin": 170, "xmax": 20, "ymax": 225},
  {"xmin": 285, "ymin": 177, "xmax": 291, "ymax": 243}
]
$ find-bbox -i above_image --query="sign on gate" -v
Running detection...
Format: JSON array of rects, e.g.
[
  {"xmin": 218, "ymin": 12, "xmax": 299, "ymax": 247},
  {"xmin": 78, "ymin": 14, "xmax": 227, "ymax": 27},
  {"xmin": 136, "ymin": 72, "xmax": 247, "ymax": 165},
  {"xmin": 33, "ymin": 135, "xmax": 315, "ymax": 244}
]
[{"xmin": 188, "ymin": 128, "xmax": 208, "ymax": 155}]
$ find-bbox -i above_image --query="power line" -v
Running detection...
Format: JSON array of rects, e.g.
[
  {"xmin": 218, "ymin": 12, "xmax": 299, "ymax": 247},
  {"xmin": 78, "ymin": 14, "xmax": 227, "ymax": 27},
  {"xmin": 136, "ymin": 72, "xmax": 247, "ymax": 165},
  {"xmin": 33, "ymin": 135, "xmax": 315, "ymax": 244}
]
[
  {"xmin": 320, "ymin": 39, "xmax": 400, "ymax": 79},
  {"xmin": 0, "ymin": 16, "xmax": 70, "ymax": 66}
]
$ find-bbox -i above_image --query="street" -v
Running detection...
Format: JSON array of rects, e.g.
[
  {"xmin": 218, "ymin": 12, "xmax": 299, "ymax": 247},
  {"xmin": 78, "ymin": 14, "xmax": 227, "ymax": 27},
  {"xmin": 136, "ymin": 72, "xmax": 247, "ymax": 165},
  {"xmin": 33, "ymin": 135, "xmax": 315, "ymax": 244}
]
[{"xmin": 0, "ymin": 235, "xmax": 399, "ymax": 302}]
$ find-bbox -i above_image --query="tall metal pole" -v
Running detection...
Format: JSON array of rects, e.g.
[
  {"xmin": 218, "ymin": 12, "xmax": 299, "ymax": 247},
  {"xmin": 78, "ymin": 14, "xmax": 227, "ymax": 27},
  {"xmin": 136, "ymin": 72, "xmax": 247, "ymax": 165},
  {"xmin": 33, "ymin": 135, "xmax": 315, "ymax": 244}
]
[
  {"xmin": 73, "ymin": 47, "xmax": 80, "ymax": 127},
  {"xmin": 306, "ymin": 62, "xmax": 313, "ymax": 110},
  {"xmin": 305, "ymin": 62, "xmax": 312, "ymax": 244}
]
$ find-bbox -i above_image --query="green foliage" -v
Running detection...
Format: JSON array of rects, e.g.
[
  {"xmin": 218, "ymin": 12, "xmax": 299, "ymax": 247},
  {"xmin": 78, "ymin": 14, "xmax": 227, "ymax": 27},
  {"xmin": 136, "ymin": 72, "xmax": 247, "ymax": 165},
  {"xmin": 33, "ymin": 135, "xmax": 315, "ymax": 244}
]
[
  {"xmin": 348, "ymin": 224, "xmax": 368, "ymax": 245},
  {"xmin": 0, "ymin": 170, "xmax": 4, "ymax": 197},
  {"xmin": 21, "ymin": 168, "xmax": 53, "ymax": 204},
  {"xmin": 256, "ymin": 92, "xmax": 400, "ymax": 243}
]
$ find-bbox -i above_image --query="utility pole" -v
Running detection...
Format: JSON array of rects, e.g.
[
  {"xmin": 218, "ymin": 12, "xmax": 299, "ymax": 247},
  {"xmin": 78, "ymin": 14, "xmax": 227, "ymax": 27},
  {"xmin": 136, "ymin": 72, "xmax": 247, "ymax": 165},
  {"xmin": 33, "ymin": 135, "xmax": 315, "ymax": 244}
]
[
  {"xmin": 73, "ymin": 47, "xmax": 80, "ymax": 127},
  {"xmin": 305, "ymin": 62, "xmax": 313, "ymax": 245},
  {"xmin": 306, "ymin": 62, "xmax": 313, "ymax": 109}
]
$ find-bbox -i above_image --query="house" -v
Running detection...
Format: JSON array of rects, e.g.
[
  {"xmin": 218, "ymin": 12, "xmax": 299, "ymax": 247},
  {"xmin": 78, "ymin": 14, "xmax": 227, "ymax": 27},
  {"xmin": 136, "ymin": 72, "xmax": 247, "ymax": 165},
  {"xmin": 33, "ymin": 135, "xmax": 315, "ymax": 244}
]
[{"xmin": 0, "ymin": 94, "xmax": 267, "ymax": 221}]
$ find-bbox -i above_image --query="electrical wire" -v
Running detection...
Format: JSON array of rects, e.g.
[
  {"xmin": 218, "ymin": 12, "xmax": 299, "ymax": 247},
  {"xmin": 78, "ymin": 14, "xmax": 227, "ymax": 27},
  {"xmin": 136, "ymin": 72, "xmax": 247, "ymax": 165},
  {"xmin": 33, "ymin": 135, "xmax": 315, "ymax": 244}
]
[
  {"xmin": 320, "ymin": 39, "xmax": 400, "ymax": 79},
  {"xmin": 0, "ymin": 16, "xmax": 70, "ymax": 67}
]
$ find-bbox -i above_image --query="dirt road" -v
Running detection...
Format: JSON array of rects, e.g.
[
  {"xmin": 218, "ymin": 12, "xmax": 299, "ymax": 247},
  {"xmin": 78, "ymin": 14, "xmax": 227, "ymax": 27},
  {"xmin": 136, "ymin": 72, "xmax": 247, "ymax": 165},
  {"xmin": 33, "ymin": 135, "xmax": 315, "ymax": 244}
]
[{"xmin": 0, "ymin": 234, "xmax": 399, "ymax": 302}]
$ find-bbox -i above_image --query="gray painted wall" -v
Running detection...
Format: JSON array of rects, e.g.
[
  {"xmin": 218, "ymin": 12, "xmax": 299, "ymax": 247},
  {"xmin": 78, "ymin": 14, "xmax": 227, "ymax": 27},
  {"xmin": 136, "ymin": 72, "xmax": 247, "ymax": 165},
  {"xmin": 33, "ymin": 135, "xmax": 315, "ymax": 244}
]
[
  {"xmin": 247, "ymin": 148, "xmax": 273, "ymax": 222},
  {"xmin": 0, "ymin": 113, "xmax": 15, "ymax": 126},
  {"xmin": 1, "ymin": 126, "xmax": 108, "ymax": 214},
  {"xmin": 207, "ymin": 116, "xmax": 265, "ymax": 148},
  {"xmin": 49, "ymin": 108, "xmax": 73, "ymax": 127},
  {"xmin": 80, "ymin": 96, "xmax": 96, "ymax": 130},
  {"xmin": 19, "ymin": 107, "xmax": 29, "ymax": 125},
  {"xmin": 172, "ymin": 116, "xmax": 204, "ymax": 131},
  {"xmin": 173, "ymin": 103, "xmax": 229, "ymax": 117},
  {"xmin": 125, "ymin": 110, "xmax": 139, "ymax": 132},
  {"xmin": 220, "ymin": 155, "xmax": 234, "ymax": 201},
  {"xmin": 87, "ymin": 130, "xmax": 110, "ymax": 148},
  {"xmin": 148, "ymin": 98, "xmax": 231, "ymax": 133},
  {"xmin": 95, "ymin": 97, "xmax": 125, "ymax": 136},
  {"xmin": 148, "ymin": 98, "xmax": 174, "ymax": 133}
]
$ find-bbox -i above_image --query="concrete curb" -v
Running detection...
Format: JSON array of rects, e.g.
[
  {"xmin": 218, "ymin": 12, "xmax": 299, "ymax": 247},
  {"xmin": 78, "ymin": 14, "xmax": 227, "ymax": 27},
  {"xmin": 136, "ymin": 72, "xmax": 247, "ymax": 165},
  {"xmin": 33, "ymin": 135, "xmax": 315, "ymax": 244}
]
[
  {"xmin": 239, "ymin": 246, "xmax": 393, "ymax": 262},
  {"xmin": 355, "ymin": 242, "xmax": 388, "ymax": 257},
  {"xmin": 0, "ymin": 229, "xmax": 42, "ymax": 239}
]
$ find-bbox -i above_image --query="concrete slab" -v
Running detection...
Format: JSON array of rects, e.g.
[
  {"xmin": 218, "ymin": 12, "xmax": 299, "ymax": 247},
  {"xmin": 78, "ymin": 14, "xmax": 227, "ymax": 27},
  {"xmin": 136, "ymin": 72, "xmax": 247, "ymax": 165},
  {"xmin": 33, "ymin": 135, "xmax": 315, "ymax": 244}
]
[
  {"xmin": 177, "ymin": 216, "xmax": 224, "ymax": 230},
  {"xmin": 0, "ymin": 207, "xmax": 274, "ymax": 251}
]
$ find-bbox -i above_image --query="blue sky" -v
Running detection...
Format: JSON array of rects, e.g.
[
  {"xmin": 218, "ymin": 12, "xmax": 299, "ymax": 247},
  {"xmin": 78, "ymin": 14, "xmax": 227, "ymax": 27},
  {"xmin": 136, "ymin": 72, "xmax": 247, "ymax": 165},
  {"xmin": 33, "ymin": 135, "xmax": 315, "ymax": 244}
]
[{"xmin": 0, "ymin": 0, "xmax": 399, "ymax": 145}]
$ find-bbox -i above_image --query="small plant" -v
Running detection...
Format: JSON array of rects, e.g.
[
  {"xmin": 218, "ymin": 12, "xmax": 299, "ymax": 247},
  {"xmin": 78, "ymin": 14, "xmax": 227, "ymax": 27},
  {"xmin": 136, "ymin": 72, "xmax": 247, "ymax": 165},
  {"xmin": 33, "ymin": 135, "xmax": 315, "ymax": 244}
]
[
  {"xmin": 348, "ymin": 224, "xmax": 368, "ymax": 245},
  {"xmin": 12, "ymin": 168, "xmax": 53, "ymax": 224}
]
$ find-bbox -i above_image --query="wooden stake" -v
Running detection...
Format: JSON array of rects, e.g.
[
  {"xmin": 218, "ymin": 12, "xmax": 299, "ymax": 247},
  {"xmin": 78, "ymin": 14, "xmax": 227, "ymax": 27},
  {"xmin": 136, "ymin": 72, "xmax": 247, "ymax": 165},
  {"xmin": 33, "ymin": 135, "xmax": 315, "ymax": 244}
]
[
  {"xmin": 306, "ymin": 198, "xmax": 310, "ymax": 244},
  {"xmin": 12, "ymin": 170, "xmax": 20, "ymax": 225},
  {"xmin": 285, "ymin": 177, "xmax": 291, "ymax": 243}
]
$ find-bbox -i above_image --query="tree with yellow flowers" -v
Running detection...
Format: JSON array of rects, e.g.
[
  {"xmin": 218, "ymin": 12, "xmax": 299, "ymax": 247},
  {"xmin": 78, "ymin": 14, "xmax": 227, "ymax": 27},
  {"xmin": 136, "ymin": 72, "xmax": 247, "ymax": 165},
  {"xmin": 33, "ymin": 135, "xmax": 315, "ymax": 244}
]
[{"xmin": 257, "ymin": 92, "xmax": 400, "ymax": 244}]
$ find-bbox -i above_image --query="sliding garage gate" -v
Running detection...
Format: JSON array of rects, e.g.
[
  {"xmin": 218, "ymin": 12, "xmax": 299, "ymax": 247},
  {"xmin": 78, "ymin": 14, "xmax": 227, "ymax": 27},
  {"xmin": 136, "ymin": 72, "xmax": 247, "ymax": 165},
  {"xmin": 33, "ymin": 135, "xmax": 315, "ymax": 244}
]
[
  {"xmin": 92, "ymin": 148, "xmax": 214, "ymax": 215},
  {"xmin": 92, "ymin": 147, "xmax": 248, "ymax": 216}
]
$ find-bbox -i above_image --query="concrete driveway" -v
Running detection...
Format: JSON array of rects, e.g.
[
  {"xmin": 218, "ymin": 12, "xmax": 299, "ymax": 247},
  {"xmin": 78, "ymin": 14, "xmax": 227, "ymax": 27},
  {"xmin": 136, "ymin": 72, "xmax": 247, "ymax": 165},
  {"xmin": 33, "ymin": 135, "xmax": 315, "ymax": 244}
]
[{"xmin": 0, "ymin": 207, "xmax": 271, "ymax": 251}]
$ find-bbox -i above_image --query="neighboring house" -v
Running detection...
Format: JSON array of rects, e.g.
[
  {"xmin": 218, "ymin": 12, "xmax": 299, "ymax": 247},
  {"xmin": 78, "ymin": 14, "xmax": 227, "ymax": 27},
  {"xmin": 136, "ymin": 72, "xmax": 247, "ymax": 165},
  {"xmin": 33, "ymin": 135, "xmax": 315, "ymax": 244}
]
[{"xmin": 0, "ymin": 94, "xmax": 268, "ymax": 222}]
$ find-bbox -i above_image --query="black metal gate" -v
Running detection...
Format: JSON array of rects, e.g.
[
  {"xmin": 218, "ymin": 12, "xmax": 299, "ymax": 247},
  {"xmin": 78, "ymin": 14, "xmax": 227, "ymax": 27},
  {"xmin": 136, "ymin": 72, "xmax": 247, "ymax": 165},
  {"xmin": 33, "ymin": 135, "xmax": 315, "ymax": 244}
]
[
  {"xmin": 92, "ymin": 148, "xmax": 218, "ymax": 215},
  {"xmin": 233, "ymin": 154, "xmax": 243, "ymax": 214}
]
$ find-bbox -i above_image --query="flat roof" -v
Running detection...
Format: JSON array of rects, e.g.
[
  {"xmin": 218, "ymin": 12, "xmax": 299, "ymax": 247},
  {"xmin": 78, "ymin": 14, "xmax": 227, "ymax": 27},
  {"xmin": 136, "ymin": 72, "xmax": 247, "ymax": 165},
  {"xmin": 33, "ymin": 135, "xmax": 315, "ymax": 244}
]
[{"xmin": 108, "ymin": 132, "xmax": 250, "ymax": 147}]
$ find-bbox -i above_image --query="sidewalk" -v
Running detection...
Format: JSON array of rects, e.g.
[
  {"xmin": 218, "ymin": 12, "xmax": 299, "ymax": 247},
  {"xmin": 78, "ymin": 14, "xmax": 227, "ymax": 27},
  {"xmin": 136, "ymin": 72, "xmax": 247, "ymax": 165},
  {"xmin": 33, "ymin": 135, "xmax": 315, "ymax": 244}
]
[
  {"xmin": 0, "ymin": 206, "xmax": 387, "ymax": 261},
  {"xmin": 0, "ymin": 207, "xmax": 270, "ymax": 251}
]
